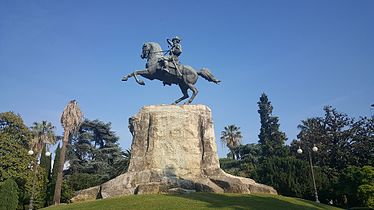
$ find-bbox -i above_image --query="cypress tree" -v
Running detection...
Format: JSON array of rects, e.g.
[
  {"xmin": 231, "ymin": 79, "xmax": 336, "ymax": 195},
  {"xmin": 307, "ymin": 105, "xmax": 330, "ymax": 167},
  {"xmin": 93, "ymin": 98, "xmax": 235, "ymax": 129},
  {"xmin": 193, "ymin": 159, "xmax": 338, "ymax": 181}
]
[
  {"xmin": 40, "ymin": 146, "xmax": 52, "ymax": 180},
  {"xmin": 257, "ymin": 93, "xmax": 287, "ymax": 159},
  {"xmin": 39, "ymin": 146, "xmax": 52, "ymax": 207},
  {"xmin": 47, "ymin": 144, "xmax": 60, "ymax": 205}
]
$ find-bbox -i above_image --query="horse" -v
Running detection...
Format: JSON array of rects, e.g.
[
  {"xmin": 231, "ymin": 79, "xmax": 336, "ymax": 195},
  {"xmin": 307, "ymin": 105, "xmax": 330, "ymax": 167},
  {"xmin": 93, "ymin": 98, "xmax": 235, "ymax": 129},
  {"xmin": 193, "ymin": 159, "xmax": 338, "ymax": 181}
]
[{"xmin": 121, "ymin": 42, "xmax": 221, "ymax": 104}]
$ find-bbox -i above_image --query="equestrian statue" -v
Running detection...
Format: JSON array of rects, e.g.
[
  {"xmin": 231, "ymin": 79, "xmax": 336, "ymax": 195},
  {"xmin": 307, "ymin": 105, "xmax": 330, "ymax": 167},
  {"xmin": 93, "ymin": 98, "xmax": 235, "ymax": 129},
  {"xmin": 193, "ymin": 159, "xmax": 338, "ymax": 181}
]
[{"xmin": 121, "ymin": 36, "xmax": 221, "ymax": 104}]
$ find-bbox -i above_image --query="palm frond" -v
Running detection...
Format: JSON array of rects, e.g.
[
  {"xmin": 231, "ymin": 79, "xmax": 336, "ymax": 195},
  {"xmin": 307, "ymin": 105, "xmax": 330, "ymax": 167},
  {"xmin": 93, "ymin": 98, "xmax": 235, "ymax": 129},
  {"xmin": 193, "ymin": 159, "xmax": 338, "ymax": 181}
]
[{"xmin": 61, "ymin": 100, "xmax": 84, "ymax": 135}]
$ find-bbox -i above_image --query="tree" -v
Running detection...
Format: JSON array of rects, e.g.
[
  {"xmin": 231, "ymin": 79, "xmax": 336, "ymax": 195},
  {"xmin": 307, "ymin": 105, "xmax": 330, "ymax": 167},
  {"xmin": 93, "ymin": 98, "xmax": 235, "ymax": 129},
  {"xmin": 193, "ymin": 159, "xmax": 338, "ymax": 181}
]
[
  {"xmin": 350, "ymin": 117, "xmax": 374, "ymax": 167},
  {"xmin": 0, "ymin": 179, "xmax": 19, "ymax": 210},
  {"xmin": 294, "ymin": 106, "xmax": 372, "ymax": 171},
  {"xmin": 30, "ymin": 121, "xmax": 56, "ymax": 207},
  {"xmin": 40, "ymin": 146, "xmax": 52, "ymax": 181},
  {"xmin": 0, "ymin": 112, "xmax": 33, "ymax": 209},
  {"xmin": 220, "ymin": 144, "xmax": 260, "ymax": 178},
  {"xmin": 39, "ymin": 146, "xmax": 52, "ymax": 207},
  {"xmin": 220, "ymin": 125, "xmax": 242, "ymax": 160},
  {"xmin": 321, "ymin": 106, "xmax": 352, "ymax": 171},
  {"xmin": 293, "ymin": 106, "xmax": 374, "ymax": 206},
  {"xmin": 336, "ymin": 166, "xmax": 374, "ymax": 208},
  {"xmin": 358, "ymin": 184, "xmax": 374, "ymax": 208},
  {"xmin": 256, "ymin": 157, "xmax": 311, "ymax": 197},
  {"xmin": 66, "ymin": 119, "xmax": 130, "ymax": 190},
  {"xmin": 257, "ymin": 93, "xmax": 287, "ymax": 159},
  {"xmin": 237, "ymin": 143, "xmax": 261, "ymax": 162},
  {"xmin": 47, "ymin": 144, "xmax": 60, "ymax": 205},
  {"xmin": 30, "ymin": 121, "xmax": 56, "ymax": 155},
  {"xmin": 54, "ymin": 100, "xmax": 83, "ymax": 204}
]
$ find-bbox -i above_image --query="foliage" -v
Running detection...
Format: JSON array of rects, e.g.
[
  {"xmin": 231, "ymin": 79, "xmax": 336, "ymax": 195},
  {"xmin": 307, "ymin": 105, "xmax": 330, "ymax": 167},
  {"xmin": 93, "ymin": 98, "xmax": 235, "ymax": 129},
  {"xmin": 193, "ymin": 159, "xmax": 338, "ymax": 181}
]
[
  {"xmin": 0, "ymin": 112, "xmax": 31, "ymax": 147},
  {"xmin": 30, "ymin": 121, "xmax": 56, "ymax": 154},
  {"xmin": 0, "ymin": 112, "xmax": 35, "ymax": 209},
  {"xmin": 0, "ymin": 179, "xmax": 19, "ymax": 210},
  {"xmin": 256, "ymin": 157, "xmax": 312, "ymax": 197},
  {"xmin": 289, "ymin": 106, "xmax": 373, "ymax": 207},
  {"xmin": 219, "ymin": 158, "xmax": 253, "ymax": 178},
  {"xmin": 66, "ymin": 173, "xmax": 102, "ymax": 191},
  {"xmin": 27, "ymin": 165, "xmax": 49, "ymax": 209},
  {"xmin": 336, "ymin": 166, "xmax": 374, "ymax": 208},
  {"xmin": 236, "ymin": 143, "xmax": 261, "ymax": 163},
  {"xmin": 293, "ymin": 106, "xmax": 373, "ymax": 171},
  {"xmin": 358, "ymin": 184, "xmax": 374, "ymax": 208},
  {"xmin": 66, "ymin": 119, "xmax": 130, "ymax": 191},
  {"xmin": 39, "ymin": 146, "xmax": 52, "ymax": 207},
  {"xmin": 40, "ymin": 146, "xmax": 52, "ymax": 181},
  {"xmin": 61, "ymin": 180, "xmax": 74, "ymax": 203},
  {"xmin": 30, "ymin": 121, "xmax": 56, "ymax": 207},
  {"xmin": 220, "ymin": 125, "xmax": 242, "ymax": 160},
  {"xmin": 0, "ymin": 132, "xmax": 32, "ymax": 183},
  {"xmin": 221, "ymin": 144, "xmax": 261, "ymax": 178},
  {"xmin": 60, "ymin": 100, "xmax": 84, "ymax": 135},
  {"xmin": 257, "ymin": 93, "xmax": 288, "ymax": 159},
  {"xmin": 41, "ymin": 193, "xmax": 342, "ymax": 210},
  {"xmin": 349, "ymin": 117, "xmax": 374, "ymax": 167}
]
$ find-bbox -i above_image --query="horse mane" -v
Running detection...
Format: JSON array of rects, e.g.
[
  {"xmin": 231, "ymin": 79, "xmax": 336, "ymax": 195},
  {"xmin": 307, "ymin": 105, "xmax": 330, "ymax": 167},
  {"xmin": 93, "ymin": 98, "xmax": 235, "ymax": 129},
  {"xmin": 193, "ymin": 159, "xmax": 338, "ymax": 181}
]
[{"xmin": 147, "ymin": 42, "xmax": 164, "ymax": 57}]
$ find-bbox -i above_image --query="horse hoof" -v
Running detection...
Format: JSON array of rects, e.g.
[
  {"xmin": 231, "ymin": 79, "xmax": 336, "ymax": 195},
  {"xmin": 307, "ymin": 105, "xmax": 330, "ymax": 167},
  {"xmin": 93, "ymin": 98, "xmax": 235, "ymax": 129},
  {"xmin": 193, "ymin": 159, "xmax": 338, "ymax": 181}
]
[
  {"xmin": 122, "ymin": 77, "xmax": 128, "ymax": 81},
  {"xmin": 139, "ymin": 81, "xmax": 145, "ymax": 85}
]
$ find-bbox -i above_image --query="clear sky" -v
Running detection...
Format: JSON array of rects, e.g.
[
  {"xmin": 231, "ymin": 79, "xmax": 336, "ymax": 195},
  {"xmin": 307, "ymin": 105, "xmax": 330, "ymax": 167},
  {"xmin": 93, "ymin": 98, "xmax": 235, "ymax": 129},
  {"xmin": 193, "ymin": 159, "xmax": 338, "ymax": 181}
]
[{"xmin": 1, "ymin": 0, "xmax": 373, "ymax": 157}]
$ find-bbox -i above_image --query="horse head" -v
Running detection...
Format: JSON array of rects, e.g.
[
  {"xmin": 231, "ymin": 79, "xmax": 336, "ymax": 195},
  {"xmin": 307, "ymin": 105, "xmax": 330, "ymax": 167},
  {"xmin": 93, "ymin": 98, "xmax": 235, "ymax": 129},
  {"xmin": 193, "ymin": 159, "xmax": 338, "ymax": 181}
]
[{"xmin": 140, "ymin": 42, "xmax": 163, "ymax": 60}]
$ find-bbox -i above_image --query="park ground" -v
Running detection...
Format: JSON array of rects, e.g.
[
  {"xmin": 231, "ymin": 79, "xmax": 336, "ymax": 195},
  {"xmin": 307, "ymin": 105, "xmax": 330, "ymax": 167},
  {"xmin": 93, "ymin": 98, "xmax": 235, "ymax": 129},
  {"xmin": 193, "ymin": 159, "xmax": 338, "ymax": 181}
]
[{"xmin": 43, "ymin": 193, "xmax": 342, "ymax": 210}]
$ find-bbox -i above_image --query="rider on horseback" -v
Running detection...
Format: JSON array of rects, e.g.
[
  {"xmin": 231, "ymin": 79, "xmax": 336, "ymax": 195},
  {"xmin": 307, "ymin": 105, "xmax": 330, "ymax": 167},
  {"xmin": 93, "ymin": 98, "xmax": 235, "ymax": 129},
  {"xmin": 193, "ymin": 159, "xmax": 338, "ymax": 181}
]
[{"xmin": 162, "ymin": 36, "xmax": 182, "ymax": 77}]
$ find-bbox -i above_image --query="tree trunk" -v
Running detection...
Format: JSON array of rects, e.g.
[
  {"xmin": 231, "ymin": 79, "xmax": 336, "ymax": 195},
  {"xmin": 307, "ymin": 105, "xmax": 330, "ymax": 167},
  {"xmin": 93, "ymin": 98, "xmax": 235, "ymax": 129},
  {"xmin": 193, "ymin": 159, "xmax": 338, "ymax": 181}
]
[{"xmin": 53, "ymin": 131, "xmax": 68, "ymax": 205}]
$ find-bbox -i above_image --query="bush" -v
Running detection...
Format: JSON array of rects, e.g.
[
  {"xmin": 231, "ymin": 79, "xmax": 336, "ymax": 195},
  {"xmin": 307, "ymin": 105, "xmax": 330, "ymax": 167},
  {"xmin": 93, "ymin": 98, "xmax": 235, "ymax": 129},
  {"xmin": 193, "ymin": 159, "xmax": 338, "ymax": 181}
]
[
  {"xmin": 336, "ymin": 166, "xmax": 374, "ymax": 208},
  {"xmin": 0, "ymin": 179, "xmax": 19, "ymax": 210},
  {"xmin": 358, "ymin": 184, "xmax": 374, "ymax": 208}
]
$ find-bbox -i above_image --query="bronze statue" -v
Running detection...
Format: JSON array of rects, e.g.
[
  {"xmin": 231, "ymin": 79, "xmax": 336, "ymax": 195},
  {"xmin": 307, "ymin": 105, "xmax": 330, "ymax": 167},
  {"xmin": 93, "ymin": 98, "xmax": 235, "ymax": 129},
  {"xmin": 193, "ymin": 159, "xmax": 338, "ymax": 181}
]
[{"xmin": 122, "ymin": 40, "xmax": 220, "ymax": 104}]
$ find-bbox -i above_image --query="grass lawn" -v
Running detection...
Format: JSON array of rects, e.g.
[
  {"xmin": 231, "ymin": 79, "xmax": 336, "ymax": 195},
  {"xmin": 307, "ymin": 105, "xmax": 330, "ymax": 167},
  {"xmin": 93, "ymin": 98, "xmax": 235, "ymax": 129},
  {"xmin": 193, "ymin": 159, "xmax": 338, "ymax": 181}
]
[{"xmin": 43, "ymin": 193, "xmax": 342, "ymax": 210}]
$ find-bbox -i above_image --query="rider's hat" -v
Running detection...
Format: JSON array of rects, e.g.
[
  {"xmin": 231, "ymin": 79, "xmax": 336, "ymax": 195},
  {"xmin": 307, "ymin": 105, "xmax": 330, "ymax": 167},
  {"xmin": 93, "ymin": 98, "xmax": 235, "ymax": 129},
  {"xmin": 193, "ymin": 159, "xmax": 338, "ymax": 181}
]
[{"xmin": 172, "ymin": 36, "xmax": 181, "ymax": 42}]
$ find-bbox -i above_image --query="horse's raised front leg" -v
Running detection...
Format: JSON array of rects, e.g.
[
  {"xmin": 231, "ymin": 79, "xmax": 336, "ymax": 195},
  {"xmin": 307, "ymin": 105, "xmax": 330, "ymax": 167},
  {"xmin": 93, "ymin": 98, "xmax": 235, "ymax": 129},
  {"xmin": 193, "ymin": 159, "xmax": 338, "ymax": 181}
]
[
  {"xmin": 121, "ymin": 73, "xmax": 131, "ymax": 81},
  {"xmin": 173, "ymin": 84, "xmax": 189, "ymax": 105},
  {"xmin": 121, "ymin": 70, "xmax": 147, "ymax": 85}
]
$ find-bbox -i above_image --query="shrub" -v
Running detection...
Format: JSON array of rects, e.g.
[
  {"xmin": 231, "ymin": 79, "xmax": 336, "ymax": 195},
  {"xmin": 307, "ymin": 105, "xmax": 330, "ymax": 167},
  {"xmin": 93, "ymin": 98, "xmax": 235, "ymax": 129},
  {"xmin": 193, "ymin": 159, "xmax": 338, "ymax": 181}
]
[{"xmin": 0, "ymin": 179, "xmax": 19, "ymax": 210}]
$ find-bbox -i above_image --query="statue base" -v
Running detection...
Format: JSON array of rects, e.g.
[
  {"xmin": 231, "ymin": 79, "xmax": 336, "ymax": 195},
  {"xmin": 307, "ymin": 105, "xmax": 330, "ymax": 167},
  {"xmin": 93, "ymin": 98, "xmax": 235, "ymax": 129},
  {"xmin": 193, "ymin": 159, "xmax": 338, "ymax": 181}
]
[{"xmin": 71, "ymin": 105, "xmax": 276, "ymax": 202}]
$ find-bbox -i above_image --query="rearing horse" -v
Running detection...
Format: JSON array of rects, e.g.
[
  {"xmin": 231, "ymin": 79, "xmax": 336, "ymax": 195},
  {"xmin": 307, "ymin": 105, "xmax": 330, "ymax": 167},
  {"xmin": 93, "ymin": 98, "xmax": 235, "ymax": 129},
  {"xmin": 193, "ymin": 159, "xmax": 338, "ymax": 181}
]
[{"xmin": 122, "ymin": 42, "xmax": 220, "ymax": 104}]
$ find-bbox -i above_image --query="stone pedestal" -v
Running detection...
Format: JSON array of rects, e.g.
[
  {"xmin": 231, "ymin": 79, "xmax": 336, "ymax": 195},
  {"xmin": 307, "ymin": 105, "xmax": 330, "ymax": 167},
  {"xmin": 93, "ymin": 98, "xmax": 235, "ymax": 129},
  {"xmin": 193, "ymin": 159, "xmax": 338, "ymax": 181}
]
[{"xmin": 71, "ymin": 105, "xmax": 276, "ymax": 202}]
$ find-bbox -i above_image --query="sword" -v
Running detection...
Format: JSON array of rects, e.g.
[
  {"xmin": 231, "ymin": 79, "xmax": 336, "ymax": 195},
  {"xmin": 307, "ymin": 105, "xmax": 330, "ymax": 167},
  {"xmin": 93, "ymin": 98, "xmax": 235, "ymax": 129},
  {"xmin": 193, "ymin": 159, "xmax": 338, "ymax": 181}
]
[{"xmin": 171, "ymin": 57, "xmax": 182, "ymax": 77}]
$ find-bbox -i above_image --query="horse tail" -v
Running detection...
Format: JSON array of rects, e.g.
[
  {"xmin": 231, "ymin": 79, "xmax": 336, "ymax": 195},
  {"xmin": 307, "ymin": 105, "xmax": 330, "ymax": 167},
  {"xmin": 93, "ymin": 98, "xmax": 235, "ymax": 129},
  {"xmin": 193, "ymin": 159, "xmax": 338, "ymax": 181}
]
[{"xmin": 197, "ymin": 68, "xmax": 221, "ymax": 84}]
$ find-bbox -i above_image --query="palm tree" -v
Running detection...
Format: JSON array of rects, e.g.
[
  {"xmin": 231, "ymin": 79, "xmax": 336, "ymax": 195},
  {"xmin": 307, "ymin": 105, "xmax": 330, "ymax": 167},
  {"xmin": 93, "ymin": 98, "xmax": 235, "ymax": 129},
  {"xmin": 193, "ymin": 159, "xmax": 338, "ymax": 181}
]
[
  {"xmin": 54, "ymin": 100, "xmax": 83, "ymax": 205},
  {"xmin": 30, "ymin": 121, "xmax": 56, "ymax": 154},
  {"xmin": 29, "ymin": 121, "xmax": 56, "ymax": 210},
  {"xmin": 220, "ymin": 125, "xmax": 243, "ymax": 160}
]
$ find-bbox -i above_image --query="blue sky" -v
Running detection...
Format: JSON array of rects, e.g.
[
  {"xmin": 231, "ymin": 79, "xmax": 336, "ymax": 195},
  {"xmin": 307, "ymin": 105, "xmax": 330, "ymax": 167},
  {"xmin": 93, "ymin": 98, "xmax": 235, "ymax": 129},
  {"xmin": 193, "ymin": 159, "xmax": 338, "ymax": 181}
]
[{"xmin": 1, "ymin": 0, "xmax": 373, "ymax": 157}]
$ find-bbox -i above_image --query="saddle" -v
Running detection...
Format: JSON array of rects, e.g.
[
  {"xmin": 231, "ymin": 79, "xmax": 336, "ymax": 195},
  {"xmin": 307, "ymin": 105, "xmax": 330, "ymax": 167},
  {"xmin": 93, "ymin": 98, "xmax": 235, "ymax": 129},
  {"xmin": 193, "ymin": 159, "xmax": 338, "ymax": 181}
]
[{"xmin": 158, "ymin": 58, "xmax": 182, "ymax": 77}]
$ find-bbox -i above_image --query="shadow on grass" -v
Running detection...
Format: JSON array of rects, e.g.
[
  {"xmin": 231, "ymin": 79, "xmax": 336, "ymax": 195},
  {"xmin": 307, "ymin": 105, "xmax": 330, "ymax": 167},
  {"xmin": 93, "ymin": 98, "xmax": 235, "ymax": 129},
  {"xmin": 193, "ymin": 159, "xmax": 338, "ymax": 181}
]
[{"xmin": 168, "ymin": 193, "xmax": 338, "ymax": 210}]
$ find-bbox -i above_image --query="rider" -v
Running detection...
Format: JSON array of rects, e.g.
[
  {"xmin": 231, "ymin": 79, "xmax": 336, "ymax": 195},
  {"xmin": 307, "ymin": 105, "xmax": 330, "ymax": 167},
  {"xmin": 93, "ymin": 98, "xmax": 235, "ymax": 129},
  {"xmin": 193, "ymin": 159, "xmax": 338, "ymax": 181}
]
[{"xmin": 162, "ymin": 36, "xmax": 182, "ymax": 77}]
